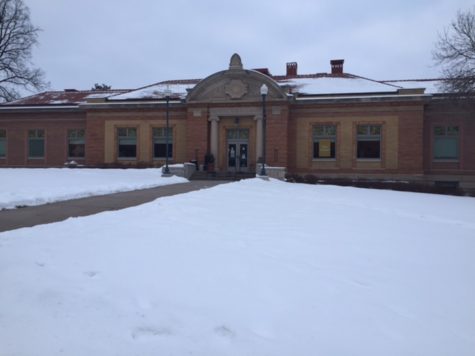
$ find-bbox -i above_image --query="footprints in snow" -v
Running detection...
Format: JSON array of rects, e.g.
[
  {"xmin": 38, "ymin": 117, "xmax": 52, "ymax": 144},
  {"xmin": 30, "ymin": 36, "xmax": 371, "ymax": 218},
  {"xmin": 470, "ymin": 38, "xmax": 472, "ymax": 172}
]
[
  {"xmin": 132, "ymin": 326, "xmax": 173, "ymax": 339},
  {"xmin": 131, "ymin": 324, "xmax": 236, "ymax": 340},
  {"xmin": 83, "ymin": 270, "xmax": 99, "ymax": 278},
  {"xmin": 214, "ymin": 325, "xmax": 235, "ymax": 339},
  {"xmin": 35, "ymin": 262, "xmax": 100, "ymax": 280}
]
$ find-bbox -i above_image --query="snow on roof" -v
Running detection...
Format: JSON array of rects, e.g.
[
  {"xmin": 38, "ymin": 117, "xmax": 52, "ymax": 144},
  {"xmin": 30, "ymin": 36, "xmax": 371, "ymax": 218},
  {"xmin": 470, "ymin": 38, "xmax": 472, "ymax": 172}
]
[
  {"xmin": 381, "ymin": 79, "xmax": 443, "ymax": 94},
  {"xmin": 277, "ymin": 75, "xmax": 402, "ymax": 95},
  {"xmin": 3, "ymin": 89, "xmax": 130, "ymax": 106},
  {"xmin": 3, "ymin": 76, "xmax": 445, "ymax": 107},
  {"xmin": 109, "ymin": 81, "xmax": 199, "ymax": 101},
  {"xmin": 84, "ymin": 92, "xmax": 120, "ymax": 99}
]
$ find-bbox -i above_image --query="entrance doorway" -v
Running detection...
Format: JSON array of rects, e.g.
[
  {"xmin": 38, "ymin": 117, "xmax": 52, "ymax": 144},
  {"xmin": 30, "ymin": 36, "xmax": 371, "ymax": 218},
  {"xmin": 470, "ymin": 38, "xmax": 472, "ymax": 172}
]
[{"xmin": 227, "ymin": 129, "xmax": 249, "ymax": 172}]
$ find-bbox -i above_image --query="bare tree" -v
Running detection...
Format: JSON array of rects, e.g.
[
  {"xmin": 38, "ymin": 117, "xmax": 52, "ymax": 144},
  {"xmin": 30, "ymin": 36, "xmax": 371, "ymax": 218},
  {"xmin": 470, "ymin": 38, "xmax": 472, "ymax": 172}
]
[
  {"xmin": 433, "ymin": 8, "xmax": 475, "ymax": 95},
  {"xmin": 92, "ymin": 83, "xmax": 111, "ymax": 91},
  {"xmin": 0, "ymin": 0, "xmax": 46, "ymax": 102}
]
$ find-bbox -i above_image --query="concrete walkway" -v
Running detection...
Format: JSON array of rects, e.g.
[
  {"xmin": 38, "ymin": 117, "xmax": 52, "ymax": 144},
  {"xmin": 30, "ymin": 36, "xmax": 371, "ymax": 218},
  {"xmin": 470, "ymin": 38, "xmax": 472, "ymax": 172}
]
[{"xmin": 0, "ymin": 180, "xmax": 229, "ymax": 233}]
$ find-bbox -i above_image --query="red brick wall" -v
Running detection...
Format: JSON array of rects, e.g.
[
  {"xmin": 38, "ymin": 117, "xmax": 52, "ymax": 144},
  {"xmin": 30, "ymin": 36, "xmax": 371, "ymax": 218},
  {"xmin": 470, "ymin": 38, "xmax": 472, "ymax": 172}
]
[
  {"xmin": 287, "ymin": 108, "xmax": 297, "ymax": 172},
  {"xmin": 1, "ymin": 98, "xmax": 473, "ymax": 183},
  {"xmin": 85, "ymin": 112, "xmax": 105, "ymax": 166},
  {"xmin": 0, "ymin": 110, "xmax": 85, "ymax": 167},
  {"xmin": 185, "ymin": 107, "xmax": 208, "ymax": 163},
  {"xmin": 288, "ymin": 100, "xmax": 426, "ymax": 176},
  {"xmin": 397, "ymin": 107, "xmax": 424, "ymax": 173},
  {"xmin": 266, "ymin": 105, "xmax": 289, "ymax": 167}
]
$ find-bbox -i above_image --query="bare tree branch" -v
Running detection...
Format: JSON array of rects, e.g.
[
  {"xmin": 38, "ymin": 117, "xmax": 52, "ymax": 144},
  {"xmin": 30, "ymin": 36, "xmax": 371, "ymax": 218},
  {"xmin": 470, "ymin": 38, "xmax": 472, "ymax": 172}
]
[
  {"xmin": 0, "ymin": 0, "xmax": 47, "ymax": 102},
  {"xmin": 433, "ymin": 7, "xmax": 475, "ymax": 96}
]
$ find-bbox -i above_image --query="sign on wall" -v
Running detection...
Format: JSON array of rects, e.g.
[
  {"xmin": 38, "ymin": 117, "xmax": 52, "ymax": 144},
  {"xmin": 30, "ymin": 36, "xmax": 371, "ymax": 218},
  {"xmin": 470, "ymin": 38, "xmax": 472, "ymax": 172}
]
[{"xmin": 319, "ymin": 140, "xmax": 331, "ymax": 158}]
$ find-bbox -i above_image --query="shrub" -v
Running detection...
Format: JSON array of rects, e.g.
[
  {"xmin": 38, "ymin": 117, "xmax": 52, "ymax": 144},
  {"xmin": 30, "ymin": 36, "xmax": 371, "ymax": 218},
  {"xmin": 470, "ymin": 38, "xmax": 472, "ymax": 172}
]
[{"xmin": 304, "ymin": 174, "xmax": 318, "ymax": 184}]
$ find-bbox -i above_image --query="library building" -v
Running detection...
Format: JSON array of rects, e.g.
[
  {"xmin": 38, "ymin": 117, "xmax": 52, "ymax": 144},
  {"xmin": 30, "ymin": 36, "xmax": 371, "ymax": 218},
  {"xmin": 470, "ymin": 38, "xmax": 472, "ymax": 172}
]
[{"xmin": 0, "ymin": 53, "xmax": 474, "ymax": 192}]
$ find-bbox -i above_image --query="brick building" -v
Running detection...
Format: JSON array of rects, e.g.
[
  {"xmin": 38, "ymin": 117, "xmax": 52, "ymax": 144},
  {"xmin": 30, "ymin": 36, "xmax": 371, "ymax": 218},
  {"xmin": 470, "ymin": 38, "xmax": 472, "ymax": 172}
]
[{"xmin": 0, "ymin": 53, "xmax": 474, "ymax": 191}]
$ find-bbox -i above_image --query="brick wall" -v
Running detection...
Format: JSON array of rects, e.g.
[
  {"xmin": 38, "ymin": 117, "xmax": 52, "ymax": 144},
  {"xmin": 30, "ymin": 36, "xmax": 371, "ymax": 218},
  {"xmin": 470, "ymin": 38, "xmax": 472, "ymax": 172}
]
[
  {"xmin": 290, "ymin": 101, "xmax": 425, "ymax": 176},
  {"xmin": 186, "ymin": 107, "xmax": 208, "ymax": 164},
  {"xmin": 397, "ymin": 106, "xmax": 424, "ymax": 173},
  {"xmin": 85, "ymin": 112, "xmax": 105, "ymax": 166},
  {"xmin": 0, "ymin": 110, "xmax": 85, "ymax": 167},
  {"xmin": 266, "ymin": 105, "xmax": 289, "ymax": 168},
  {"xmin": 86, "ymin": 107, "xmax": 188, "ymax": 166}
]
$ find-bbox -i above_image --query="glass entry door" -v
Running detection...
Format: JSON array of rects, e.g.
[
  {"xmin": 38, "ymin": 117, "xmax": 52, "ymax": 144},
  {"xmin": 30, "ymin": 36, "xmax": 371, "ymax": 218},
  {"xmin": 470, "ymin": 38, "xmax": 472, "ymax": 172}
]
[{"xmin": 227, "ymin": 129, "xmax": 249, "ymax": 172}]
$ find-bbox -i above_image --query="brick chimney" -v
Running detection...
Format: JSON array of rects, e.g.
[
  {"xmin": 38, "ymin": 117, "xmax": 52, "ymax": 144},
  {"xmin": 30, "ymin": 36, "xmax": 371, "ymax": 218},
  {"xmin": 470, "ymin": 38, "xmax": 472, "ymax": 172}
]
[
  {"xmin": 330, "ymin": 59, "xmax": 344, "ymax": 74},
  {"xmin": 286, "ymin": 62, "xmax": 297, "ymax": 77}
]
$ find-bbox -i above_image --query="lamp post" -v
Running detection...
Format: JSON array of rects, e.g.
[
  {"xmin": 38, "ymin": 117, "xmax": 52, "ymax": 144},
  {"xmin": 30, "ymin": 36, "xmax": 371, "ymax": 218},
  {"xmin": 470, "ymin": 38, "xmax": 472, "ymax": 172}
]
[
  {"xmin": 260, "ymin": 84, "xmax": 268, "ymax": 176},
  {"xmin": 162, "ymin": 87, "xmax": 172, "ymax": 176}
]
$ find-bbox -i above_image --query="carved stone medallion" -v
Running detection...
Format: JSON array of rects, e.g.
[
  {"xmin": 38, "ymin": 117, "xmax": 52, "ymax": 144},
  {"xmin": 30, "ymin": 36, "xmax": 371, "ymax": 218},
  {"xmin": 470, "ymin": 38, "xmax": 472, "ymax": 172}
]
[{"xmin": 224, "ymin": 79, "xmax": 248, "ymax": 100}]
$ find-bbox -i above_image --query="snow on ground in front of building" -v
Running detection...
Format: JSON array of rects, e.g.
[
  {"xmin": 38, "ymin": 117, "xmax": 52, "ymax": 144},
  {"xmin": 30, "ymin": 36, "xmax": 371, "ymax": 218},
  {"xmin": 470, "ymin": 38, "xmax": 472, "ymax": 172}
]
[
  {"xmin": 0, "ymin": 178, "xmax": 474, "ymax": 356},
  {"xmin": 0, "ymin": 168, "xmax": 187, "ymax": 209}
]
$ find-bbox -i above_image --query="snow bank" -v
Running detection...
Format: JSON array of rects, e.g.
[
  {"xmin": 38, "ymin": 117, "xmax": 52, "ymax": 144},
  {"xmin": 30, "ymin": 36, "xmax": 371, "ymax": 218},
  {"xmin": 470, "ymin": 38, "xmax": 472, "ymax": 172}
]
[
  {"xmin": 0, "ymin": 179, "xmax": 474, "ymax": 355},
  {"xmin": 0, "ymin": 168, "xmax": 187, "ymax": 209}
]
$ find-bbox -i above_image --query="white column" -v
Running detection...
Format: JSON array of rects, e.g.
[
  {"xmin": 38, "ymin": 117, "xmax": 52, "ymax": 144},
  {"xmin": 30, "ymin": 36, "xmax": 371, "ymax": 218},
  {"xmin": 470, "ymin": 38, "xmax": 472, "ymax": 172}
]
[
  {"xmin": 255, "ymin": 115, "xmax": 263, "ymax": 163},
  {"xmin": 209, "ymin": 115, "xmax": 219, "ymax": 162}
]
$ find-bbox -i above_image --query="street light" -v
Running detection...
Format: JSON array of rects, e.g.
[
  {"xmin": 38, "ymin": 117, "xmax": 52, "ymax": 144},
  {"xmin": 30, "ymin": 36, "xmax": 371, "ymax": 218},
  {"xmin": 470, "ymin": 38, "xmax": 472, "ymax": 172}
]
[
  {"xmin": 162, "ymin": 86, "xmax": 172, "ymax": 176},
  {"xmin": 260, "ymin": 84, "xmax": 268, "ymax": 176}
]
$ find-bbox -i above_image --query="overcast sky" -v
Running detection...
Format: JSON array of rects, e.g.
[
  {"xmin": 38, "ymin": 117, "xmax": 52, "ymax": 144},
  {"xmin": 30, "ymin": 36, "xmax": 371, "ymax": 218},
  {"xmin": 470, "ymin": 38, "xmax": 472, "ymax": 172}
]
[{"xmin": 24, "ymin": 0, "xmax": 473, "ymax": 92}]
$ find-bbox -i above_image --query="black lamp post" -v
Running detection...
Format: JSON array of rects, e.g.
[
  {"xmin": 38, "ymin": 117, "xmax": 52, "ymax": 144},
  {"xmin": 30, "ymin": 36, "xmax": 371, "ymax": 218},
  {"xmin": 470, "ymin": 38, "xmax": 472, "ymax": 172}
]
[
  {"xmin": 260, "ymin": 84, "xmax": 268, "ymax": 176},
  {"xmin": 162, "ymin": 88, "xmax": 172, "ymax": 176}
]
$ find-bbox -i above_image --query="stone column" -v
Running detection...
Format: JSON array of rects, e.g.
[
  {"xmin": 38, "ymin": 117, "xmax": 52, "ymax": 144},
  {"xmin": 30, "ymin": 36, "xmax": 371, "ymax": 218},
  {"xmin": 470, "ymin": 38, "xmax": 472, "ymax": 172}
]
[
  {"xmin": 255, "ymin": 115, "xmax": 263, "ymax": 163},
  {"xmin": 209, "ymin": 115, "xmax": 219, "ymax": 163}
]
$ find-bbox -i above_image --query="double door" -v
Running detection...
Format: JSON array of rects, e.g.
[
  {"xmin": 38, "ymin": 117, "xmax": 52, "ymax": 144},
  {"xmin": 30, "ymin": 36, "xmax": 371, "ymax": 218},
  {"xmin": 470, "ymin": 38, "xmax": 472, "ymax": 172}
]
[{"xmin": 227, "ymin": 129, "xmax": 249, "ymax": 172}]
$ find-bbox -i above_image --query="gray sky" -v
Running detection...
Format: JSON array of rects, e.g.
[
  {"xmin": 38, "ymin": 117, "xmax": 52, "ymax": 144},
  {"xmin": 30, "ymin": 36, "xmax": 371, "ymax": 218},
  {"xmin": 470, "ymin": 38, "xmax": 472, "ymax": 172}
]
[{"xmin": 24, "ymin": 0, "xmax": 473, "ymax": 92}]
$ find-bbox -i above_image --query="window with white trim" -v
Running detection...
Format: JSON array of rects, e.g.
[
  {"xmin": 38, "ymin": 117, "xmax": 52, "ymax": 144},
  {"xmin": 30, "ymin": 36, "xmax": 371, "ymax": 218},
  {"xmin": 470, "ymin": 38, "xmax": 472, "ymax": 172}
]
[
  {"xmin": 434, "ymin": 125, "xmax": 459, "ymax": 160},
  {"xmin": 357, "ymin": 125, "xmax": 381, "ymax": 159}
]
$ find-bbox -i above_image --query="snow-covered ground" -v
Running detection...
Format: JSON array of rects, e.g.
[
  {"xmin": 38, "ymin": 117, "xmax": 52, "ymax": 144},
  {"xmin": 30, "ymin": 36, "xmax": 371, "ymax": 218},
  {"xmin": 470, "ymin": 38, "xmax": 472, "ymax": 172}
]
[
  {"xmin": 1, "ymin": 179, "xmax": 474, "ymax": 355},
  {"xmin": 0, "ymin": 168, "xmax": 187, "ymax": 209}
]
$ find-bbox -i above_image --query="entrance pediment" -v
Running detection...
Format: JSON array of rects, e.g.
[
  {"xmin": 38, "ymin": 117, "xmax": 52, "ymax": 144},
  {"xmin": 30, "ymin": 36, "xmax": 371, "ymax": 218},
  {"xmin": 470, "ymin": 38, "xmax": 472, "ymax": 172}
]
[{"xmin": 186, "ymin": 54, "xmax": 287, "ymax": 103}]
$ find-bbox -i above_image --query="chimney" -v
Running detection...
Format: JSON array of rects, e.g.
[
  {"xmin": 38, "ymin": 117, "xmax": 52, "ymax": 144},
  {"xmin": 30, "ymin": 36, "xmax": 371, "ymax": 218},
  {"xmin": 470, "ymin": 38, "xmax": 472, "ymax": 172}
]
[
  {"xmin": 286, "ymin": 62, "xmax": 297, "ymax": 77},
  {"xmin": 330, "ymin": 59, "xmax": 344, "ymax": 74},
  {"xmin": 254, "ymin": 68, "xmax": 271, "ymax": 76}
]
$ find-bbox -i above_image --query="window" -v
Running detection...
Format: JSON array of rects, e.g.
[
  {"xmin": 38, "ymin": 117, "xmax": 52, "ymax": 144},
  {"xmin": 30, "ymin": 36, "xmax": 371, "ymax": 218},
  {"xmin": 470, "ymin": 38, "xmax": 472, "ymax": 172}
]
[
  {"xmin": 153, "ymin": 127, "xmax": 173, "ymax": 159},
  {"xmin": 0, "ymin": 129, "xmax": 5, "ymax": 158},
  {"xmin": 28, "ymin": 129, "xmax": 45, "ymax": 158},
  {"xmin": 68, "ymin": 129, "xmax": 85, "ymax": 158},
  {"xmin": 434, "ymin": 125, "xmax": 459, "ymax": 160},
  {"xmin": 117, "ymin": 128, "xmax": 137, "ymax": 158},
  {"xmin": 313, "ymin": 125, "xmax": 336, "ymax": 159},
  {"xmin": 357, "ymin": 125, "xmax": 381, "ymax": 159},
  {"xmin": 227, "ymin": 129, "xmax": 249, "ymax": 140}
]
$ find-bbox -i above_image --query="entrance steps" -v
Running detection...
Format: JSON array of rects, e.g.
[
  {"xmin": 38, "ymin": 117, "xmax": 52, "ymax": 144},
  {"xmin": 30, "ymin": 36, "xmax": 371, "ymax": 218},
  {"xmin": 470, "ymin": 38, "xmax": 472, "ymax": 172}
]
[{"xmin": 190, "ymin": 171, "xmax": 255, "ymax": 181}]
